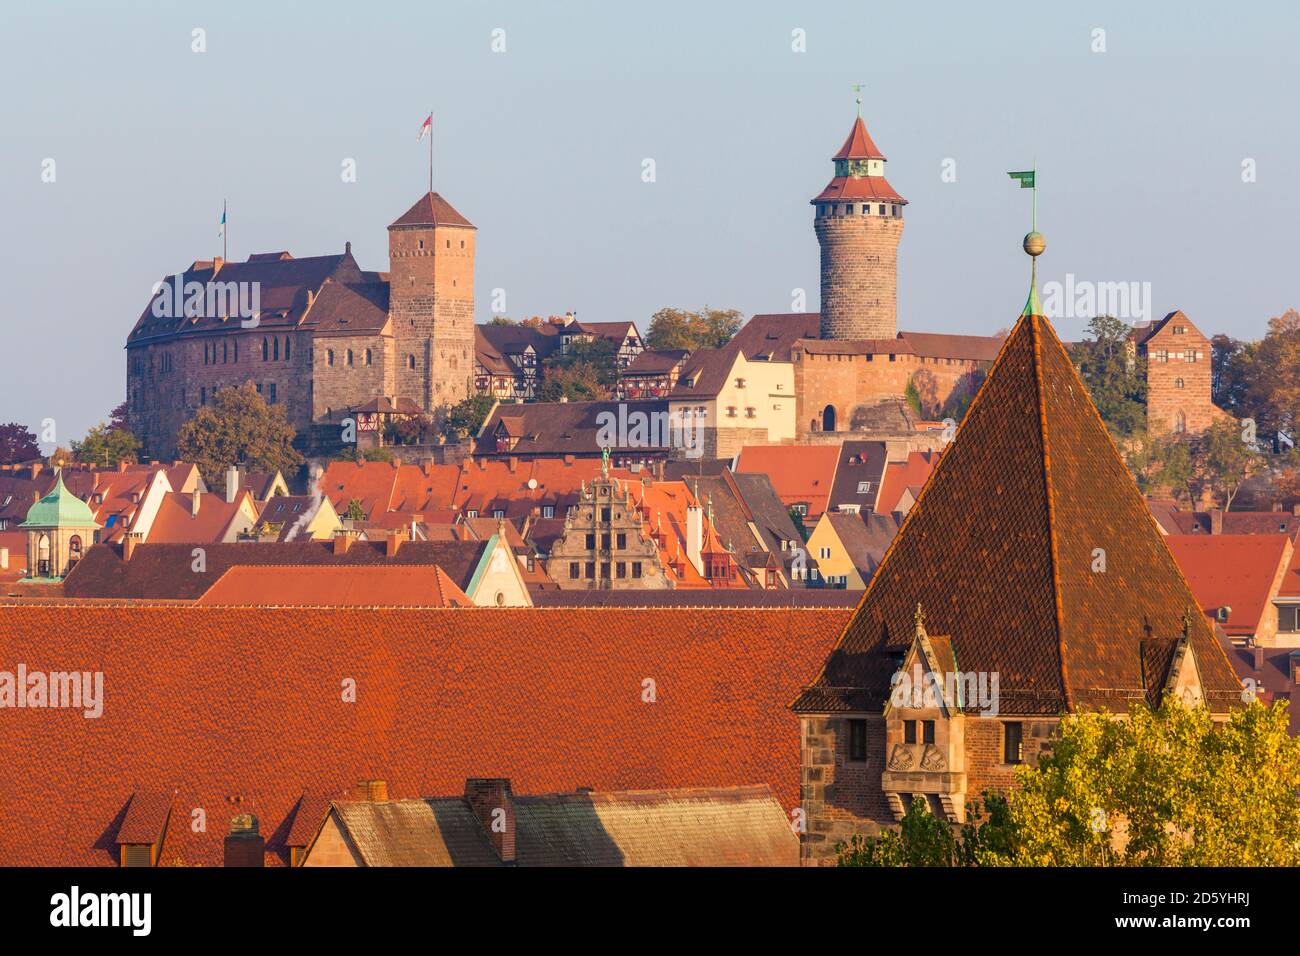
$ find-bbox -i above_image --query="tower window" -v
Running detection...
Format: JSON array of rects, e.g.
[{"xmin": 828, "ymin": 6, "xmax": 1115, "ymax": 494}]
[
  {"xmin": 327, "ymin": 349, "xmax": 335, "ymax": 367},
  {"xmin": 848, "ymin": 719, "xmax": 868, "ymax": 761},
  {"xmin": 446, "ymin": 240, "xmax": 451, "ymax": 248},
  {"xmin": 346, "ymin": 349, "xmax": 354, "ymax": 366},
  {"xmin": 273, "ymin": 338, "xmax": 279, "ymax": 361},
  {"xmin": 903, "ymin": 720, "xmax": 916, "ymax": 745},
  {"xmin": 878, "ymin": 204, "xmax": 886, "ymax": 215},
  {"xmin": 365, "ymin": 349, "xmax": 372, "ymax": 365},
  {"xmin": 1003, "ymin": 722, "xmax": 1023, "ymax": 764},
  {"xmin": 1175, "ymin": 378, "xmax": 1185, "ymax": 389},
  {"xmin": 284, "ymin": 338, "xmax": 290, "ymax": 361},
  {"xmin": 418, "ymin": 239, "xmax": 424, "ymax": 249},
  {"xmin": 408, "ymin": 354, "xmax": 416, "ymax": 369}
]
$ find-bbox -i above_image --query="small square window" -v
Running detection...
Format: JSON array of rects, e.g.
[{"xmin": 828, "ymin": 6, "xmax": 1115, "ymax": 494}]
[
  {"xmin": 903, "ymin": 720, "xmax": 916, "ymax": 745},
  {"xmin": 922, "ymin": 720, "xmax": 935, "ymax": 745}
]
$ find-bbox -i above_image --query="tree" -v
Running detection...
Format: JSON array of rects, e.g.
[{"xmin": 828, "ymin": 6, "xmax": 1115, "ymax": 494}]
[
  {"xmin": 1197, "ymin": 417, "xmax": 1265, "ymax": 510},
  {"xmin": 1069, "ymin": 315, "xmax": 1147, "ymax": 438},
  {"xmin": 539, "ymin": 338, "xmax": 619, "ymax": 401},
  {"xmin": 487, "ymin": 316, "xmax": 517, "ymax": 327},
  {"xmin": 72, "ymin": 422, "xmax": 142, "ymax": 468},
  {"xmin": 443, "ymin": 395, "xmax": 497, "ymax": 441},
  {"xmin": 1152, "ymin": 433, "xmax": 1195, "ymax": 505},
  {"xmin": 108, "ymin": 401, "xmax": 130, "ymax": 432},
  {"xmin": 344, "ymin": 498, "xmax": 367, "ymax": 521},
  {"xmin": 1008, "ymin": 699, "xmax": 1300, "ymax": 867},
  {"xmin": 1247, "ymin": 308, "xmax": 1300, "ymax": 448},
  {"xmin": 644, "ymin": 307, "xmax": 743, "ymax": 351},
  {"xmin": 1211, "ymin": 334, "xmax": 1257, "ymax": 414},
  {"xmin": 836, "ymin": 792, "xmax": 1016, "ymax": 867},
  {"xmin": 175, "ymin": 382, "xmax": 304, "ymax": 489},
  {"xmin": 0, "ymin": 423, "xmax": 40, "ymax": 465}
]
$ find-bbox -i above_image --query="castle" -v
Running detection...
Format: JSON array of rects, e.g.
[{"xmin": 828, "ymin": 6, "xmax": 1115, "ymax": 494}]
[{"xmin": 126, "ymin": 193, "xmax": 476, "ymax": 459}]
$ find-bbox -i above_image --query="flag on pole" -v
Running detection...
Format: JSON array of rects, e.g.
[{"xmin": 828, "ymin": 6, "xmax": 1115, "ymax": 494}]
[
  {"xmin": 218, "ymin": 203, "xmax": 226, "ymax": 238},
  {"xmin": 417, "ymin": 113, "xmax": 432, "ymax": 142},
  {"xmin": 1007, "ymin": 170, "xmax": 1035, "ymax": 188}
]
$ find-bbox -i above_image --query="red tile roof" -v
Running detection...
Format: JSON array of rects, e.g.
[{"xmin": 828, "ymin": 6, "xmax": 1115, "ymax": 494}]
[
  {"xmin": 146, "ymin": 490, "xmax": 254, "ymax": 544},
  {"xmin": 0, "ymin": 605, "xmax": 848, "ymax": 866},
  {"xmin": 876, "ymin": 451, "xmax": 938, "ymax": 515},
  {"xmin": 735, "ymin": 445, "xmax": 842, "ymax": 520},
  {"xmin": 811, "ymin": 175, "xmax": 907, "ymax": 205},
  {"xmin": 1164, "ymin": 535, "xmax": 1293, "ymax": 638},
  {"xmin": 388, "ymin": 192, "xmax": 475, "ymax": 229},
  {"xmin": 1282, "ymin": 544, "xmax": 1300, "ymax": 598},
  {"xmin": 793, "ymin": 313, "xmax": 1243, "ymax": 716},
  {"xmin": 831, "ymin": 116, "xmax": 886, "ymax": 161},
  {"xmin": 197, "ymin": 565, "xmax": 473, "ymax": 607}
]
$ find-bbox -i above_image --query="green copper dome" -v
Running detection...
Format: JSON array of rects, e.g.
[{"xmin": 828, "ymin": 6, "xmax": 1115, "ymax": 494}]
[{"xmin": 19, "ymin": 472, "xmax": 100, "ymax": 530}]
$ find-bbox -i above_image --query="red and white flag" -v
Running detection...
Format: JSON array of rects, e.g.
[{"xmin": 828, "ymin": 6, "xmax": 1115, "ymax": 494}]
[{"xmin": 417, "ymin": 113, "xmax": 432, "ymax": 142}]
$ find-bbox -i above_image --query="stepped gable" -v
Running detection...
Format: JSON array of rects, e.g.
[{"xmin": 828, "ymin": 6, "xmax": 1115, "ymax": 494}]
[{"xmin": 794, "ymin": 312, "xmax": 1242, "ymax": 716}]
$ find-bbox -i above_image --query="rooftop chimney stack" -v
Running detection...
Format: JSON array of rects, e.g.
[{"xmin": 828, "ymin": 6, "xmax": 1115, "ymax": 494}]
[
  {"xmin": 122, "ymin": 532, "xmax": 142, "ymax": 562},
  {"xmin": 685, "ymin": 505, "xmax": 704, "ymax": 575},
  {"xmin": 332, "ymin": 529, "xmax": 354, "ymax": 556},
  {"xmin": 0, "ymin": 548, "xmax": 7, "ymax": 571},
  {"xmin": 386, "ymin": 530, "xmax": 403, "ymax": 558},
  {"xmin": 354, "ymin": 779, "xmax": 389, "ymax": 802},
  {"xmin": 465, "ymin": 778, "xmax": 516, "ymax": 864},
  {"xmin": 225, "ymin": 465, "xmax": 239, "ymax": 505},
  {"xmin": 223, "ymin": 814, "xmax": 264, "ymax": 867},
  {"xmin": 191, "ymin": 488, "xmax": 201, "ymax": 518},
  {"xmin": 1210, "ymin": 509, "xmax": 1224, "ymax": 535}
]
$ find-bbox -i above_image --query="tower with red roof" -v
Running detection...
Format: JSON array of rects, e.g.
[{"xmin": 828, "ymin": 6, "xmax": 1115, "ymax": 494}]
[
  {"xmin": 812, "ymin": 106, "xmax": 907, "ymax": 341},
  {"xmin": 388, "ymin": 192, "xmax": 477, "ymax": 409}
]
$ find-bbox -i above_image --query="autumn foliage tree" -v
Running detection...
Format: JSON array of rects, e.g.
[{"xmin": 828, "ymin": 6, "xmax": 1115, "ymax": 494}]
[
  {"xmin": 644, "ymin": 306, "xmax": 743, "ymax": 352},
  {"xmin": 175, "ymin": 382, "xmax": 303, "ymax": 489},
  {"xmin": 0, "ymin": 423, "xmax": 41, "ymax": 465}
]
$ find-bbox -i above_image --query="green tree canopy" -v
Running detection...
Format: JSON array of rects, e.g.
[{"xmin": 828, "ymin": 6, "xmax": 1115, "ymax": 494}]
[
  {"xmin": 72, "ymin": 422, "xmax": 142, "ymax": 469},
  {"xmin": 444, "ymin": 394, "xmax": 497, "ymax": 440},
  {"xmin": 0, "ymin": 423, "xmax": 41, "ymax": 465},
  {"xmin": 1068, "ymin": 315, "xmax": 1147, "ymax": 438},
  {"xmin": 175, "ymin": 382, "xmax": 304, "ymax": 489},
  {"xmin": 644, "ymin": 306, "xmax": 743, "ymax": 351},
  {"xmin": 539, "ymin": 338, "xmax": 619, "ymax": 401}
]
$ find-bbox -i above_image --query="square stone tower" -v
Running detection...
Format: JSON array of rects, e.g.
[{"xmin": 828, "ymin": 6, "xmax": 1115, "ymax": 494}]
[
  {"xmin": 812, "ymin": 112, "xmax": 907, "ymax": 341},
  {"xmin": 387, "ymin": 192, "xmax": 476, "ymax": 410}
]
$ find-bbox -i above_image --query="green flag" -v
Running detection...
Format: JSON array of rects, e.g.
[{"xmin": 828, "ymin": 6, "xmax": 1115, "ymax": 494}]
[{"xmin": 1008, "ymin": 170, "xmax": 1035, "ymax": 188}]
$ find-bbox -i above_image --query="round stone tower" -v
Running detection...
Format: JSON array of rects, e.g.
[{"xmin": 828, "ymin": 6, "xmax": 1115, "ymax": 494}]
[{"xmin": 812, "ymin": 111, "xmax": 907, "ymax": 340}]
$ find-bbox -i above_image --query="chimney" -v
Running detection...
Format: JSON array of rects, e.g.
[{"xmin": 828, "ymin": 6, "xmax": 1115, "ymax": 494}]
[
  {"xmin": 386, "ymin": 529, "xmax": 404, "ymax": 558},
  {"xmin": 1210, "ymin": 509, "xmax": 1224, "ymax": 535},
  {"xmin": 0, "ymin": 548, "xmax": 7, "ymax": 570},
  {"xmin": 1254, "ymin": 644, "xmax": 1265, "ymax": 673},
  {"xmin": 685, "ymin": 504, "xmax": 704, "ymax": 574},
  {"xmin": 122, "ymin": 532, "xmax": 141, "ymax": 562},
  {"xmin": 508, "ymin": 456, "xmax": 518, "ymax": 474},
  {"xmin": 563, "ymin": 454, "xmax": 575, "ymax": 466},
  {"xmin": 465, "ymin": 778, "xmax": 516, "ymax": 864},
  {"xmin": 563, "ymin": 311, "xmax": 575, "ymax": 326},
  {"xmin": 26, "ymin": 462, "xmax": 42, "ymax": 479},
  {"xmin": 117, "ymin": 460, "xmax": 129, "ymax": 473},
  {"xmin": 354, "ymin": 779, "xmax": 388, "ymax": 802},
  {"xmin": 191, "ymin": 488, "xmax": 201, "ymax": 518},
  {"xmin": 332, "ymin": 529, "xmax": 353, "ymax": 556},
  {"xmin": 225, "ymin": 464, "xmax": 239, "ymax": 504},
  {"xmin": 223, "ymin": 814, "xmax": 264, "ymax": 868}
]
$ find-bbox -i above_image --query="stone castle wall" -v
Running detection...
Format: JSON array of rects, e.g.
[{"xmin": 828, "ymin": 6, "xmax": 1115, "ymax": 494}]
[{"xmin": 816, "ymin": 213, "xmax": 902, "ymax": 341}]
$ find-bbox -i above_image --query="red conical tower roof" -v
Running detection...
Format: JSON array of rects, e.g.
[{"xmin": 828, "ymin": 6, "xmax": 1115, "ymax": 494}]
[{"xmin": 832, "ymin": 116, "xmax": 886, "ymax": 161}]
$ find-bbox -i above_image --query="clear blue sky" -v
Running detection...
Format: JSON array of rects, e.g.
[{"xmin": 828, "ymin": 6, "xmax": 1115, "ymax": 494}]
[{"xmin": 2, "ymin": 0, "xmax": 1297, "ymax": 441}]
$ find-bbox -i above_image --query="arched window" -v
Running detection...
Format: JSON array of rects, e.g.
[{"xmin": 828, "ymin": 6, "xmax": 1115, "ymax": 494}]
[
  {"xmin": 327, "ymin": 349, "xmax": 335, "ymax": 367},
  {"xmin": 69, "ymin": 535, "xmax": 82, "ymax": 563},
  {"xmin": 37, "ymin": 534, "xmax": 50, "ymax": 576},
  {"xmin": 1175, "ymin": 377, "xmax": 1184, "ymax": 389},
  {"xmin": 222, "ymin": 340, "xmax": 228, "ymax": 363},
  {"xmin": 365, "ymin": 349, "xmax": 372, "ymax": 366},
  {"xmin": 408, "ymin": 354, "xmax": 416, "ymax": 370},
  {"xmin": 262, "ymin": 337, "xmax": 269, "ymax": 361},
  {"xmin": 821, "ymin": 404, "xmax": 837, "ymax": 433},
  {"xmin": 1175, "ymin": 411, "xmax": 1187, "ymax": 434},
  {"xmin": 346, "ymin": 349, "xmax": 354, "ymax": 366},
  {"xmin": 284, "ymin": 337, "xmax": 290, "ymax": 361},
  {"xmin": 273, "ymin": 338, "xmax": 279, "ymax": 361},
  {"xmin": 234, "ymin": 340, "xmax": 239, "ymax": 362}
]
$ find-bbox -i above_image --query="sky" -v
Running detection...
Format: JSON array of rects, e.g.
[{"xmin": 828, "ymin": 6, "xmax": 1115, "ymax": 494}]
[{"xmin": 2, "ymin": 0, "xmax": 1298, "ymax": 441}]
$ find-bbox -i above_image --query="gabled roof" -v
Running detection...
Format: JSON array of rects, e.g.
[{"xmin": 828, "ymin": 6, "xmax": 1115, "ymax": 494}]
[
  {"xmin": 388, "ymin": 192, "xmax": 475, "ymax": 229},
  {"xmin": 0, "ymin": 604, "xmax": 848, "ymax": 865},
  {"xmin": 668, "ymin": 344, "xmax": 742, "ymax": 399},
  {"xmin": 793, "ymin": 313, "xmax": 1243, "ymax": 716},
  {"xmin": 479, "ymin": 400, "xmax": 672, "ymax": 457},
  {"xmin": 1165, "ymin": 535, "xmax": 1293, "ymax": 637},
  {"xmin": 197, "ymin": 565, "xmax": 473, "ymax": 607},
  {"xmin": 735, "ymin": 444, "xmax": 841, "ymax": 520},
  {"xmin": 145, "ymin": 490, "xmax": 252, "ymax": 544},
  {"xmin": 326, "ymin": 784, "xmax": 797, "ymax": 867},
  {"xmin": 827, "ymin": 441, "xmax": 889, "ymax": 513},
  {"xmin": 624, "ymin": 349, "xmax": 689, "ymax": 375},
  {"xmin": 61, "ymin": 539, "xmax": 490, "ymax": 600},
  {"xmin": 731, "ymin": 313, "xmax": 820, "ymax": 362},
  {"xmin": 308, "ymin": 279, "xmax": 391, "ymax": 337},
  {"xmin": 875, "ymin": 451, "xmax": 937, "ymax": 515},
  {"xmin": 823, "ymin": 511, "xmax": 897, "ymax": 578}
]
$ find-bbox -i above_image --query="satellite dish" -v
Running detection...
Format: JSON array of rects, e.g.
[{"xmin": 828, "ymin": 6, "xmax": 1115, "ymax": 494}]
[{"xmin": 527, "ymin": 478, "xmax": 538, "ymax": 490}]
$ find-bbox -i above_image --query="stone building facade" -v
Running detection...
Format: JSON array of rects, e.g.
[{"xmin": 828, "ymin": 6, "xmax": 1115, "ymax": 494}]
[
  {"xmin": 1132, "ymin": 310, "xmax": 1222, "ymax": 435},
  {"xmin": 792, "ymin": 311, "xmax": 1244, "ymax": 864},
  {"xmin": 545, "ymin": 473, "xmax": 672, "ymax": 589},
  {"xmin": 812, "ymin": 115, "xmax": 906, "ymax": 341},
  {"xmin": 126, "ymin": 193, "xmax": 475, "ymax": 459}
]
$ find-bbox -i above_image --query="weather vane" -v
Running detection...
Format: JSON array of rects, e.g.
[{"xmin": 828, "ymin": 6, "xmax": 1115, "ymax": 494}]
[
  {"xmin": 851, "ymin": 83, "xmax": 864, "ymax": 116},
  {"xmin": 1008, "ymin": 165, "xmax": 1044, "ymax": 316}
]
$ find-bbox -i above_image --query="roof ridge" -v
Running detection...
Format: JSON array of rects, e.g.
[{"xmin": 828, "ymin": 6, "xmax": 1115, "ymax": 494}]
[{"xmin": 1030, "ymin": 315, "xmax": 1073, "ymax": 711}]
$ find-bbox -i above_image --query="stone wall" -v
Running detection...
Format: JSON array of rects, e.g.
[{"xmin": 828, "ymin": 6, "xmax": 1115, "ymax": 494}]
[{"xmin": 815, "ymin": 214, "xmax": 903, "ymax": 341}]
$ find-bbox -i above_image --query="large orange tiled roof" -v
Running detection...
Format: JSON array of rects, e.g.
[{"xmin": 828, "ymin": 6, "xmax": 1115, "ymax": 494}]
[
  {"xmin": 793, "ymin": 313, "xmax": 1243, "ymax": 716},
  {"xmin": 0, "ymin": 605, "xmax": 848, "ymax": 866},
  {"xmin": 875, "ymin": 451, "xmax": 937, "ymax": 514}
]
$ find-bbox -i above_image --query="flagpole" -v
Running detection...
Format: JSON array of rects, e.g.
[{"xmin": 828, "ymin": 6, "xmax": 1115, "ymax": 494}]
[
  {"xmin": 223, "ymin": 200, "xmax": 227, "ymax": 261},
  {"xmin": 429, "ymin": 110, "xmax": 434, "ymax": 194}
]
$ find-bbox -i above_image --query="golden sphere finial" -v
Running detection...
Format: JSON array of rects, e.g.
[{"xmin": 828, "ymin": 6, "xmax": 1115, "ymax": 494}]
[{"xmin": 1023, "ymin": 231, "xmax": 1046, "ymax": 257}]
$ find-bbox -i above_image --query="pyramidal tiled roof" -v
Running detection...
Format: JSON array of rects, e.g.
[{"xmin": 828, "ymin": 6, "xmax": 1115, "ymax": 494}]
[
  {"xmin": 388, "ymin": 192, "xmax": 475, "ymax": 229},
  {"xmin": 793, "ymin": 312, "xmax": 1242, "ymax": 716},
  {"xmin": 831, "ymin": 116, "xmax": 886, "ymax": 161}
]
